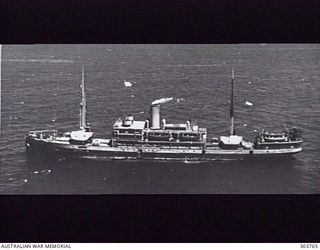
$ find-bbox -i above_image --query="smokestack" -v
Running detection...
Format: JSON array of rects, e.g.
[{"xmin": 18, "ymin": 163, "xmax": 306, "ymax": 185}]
[{"xmin": 150, "ymin": 104, "xmax": 160, "ymax": 129}]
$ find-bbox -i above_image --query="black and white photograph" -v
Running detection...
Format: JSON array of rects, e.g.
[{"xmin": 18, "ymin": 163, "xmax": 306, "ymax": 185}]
[{"xmin": 0, "ymin": 44, "xmax": 319, "ymax": 194}]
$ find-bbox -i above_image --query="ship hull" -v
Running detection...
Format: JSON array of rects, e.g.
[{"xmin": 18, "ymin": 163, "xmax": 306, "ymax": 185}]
[{"xmin": 26, "ymin": 137, "xmax": 302, "ymax": 162}]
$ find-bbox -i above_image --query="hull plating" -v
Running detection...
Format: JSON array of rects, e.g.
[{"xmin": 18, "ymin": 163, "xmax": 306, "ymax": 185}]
[{"xmin": 26, "ymin": 137, "xmax": 302, "ymax": 162}]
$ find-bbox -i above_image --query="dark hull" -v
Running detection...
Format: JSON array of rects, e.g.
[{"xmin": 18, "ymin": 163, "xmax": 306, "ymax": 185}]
[{"xmin": 26, "ymin": 137, "xmax": 302, "ymax": 162}]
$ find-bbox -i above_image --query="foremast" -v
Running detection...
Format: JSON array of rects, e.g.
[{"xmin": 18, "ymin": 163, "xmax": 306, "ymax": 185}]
[
  {"xmin": 79, "ymin": 65, "xmax": 87, "ymax": 131},
  {"xmin": 0, "ymin": 45, "xmax": 2, "ymax": 135},
  {"xmin": 230, "ymin": 67, "xmax": 235, "ymax": 135}
]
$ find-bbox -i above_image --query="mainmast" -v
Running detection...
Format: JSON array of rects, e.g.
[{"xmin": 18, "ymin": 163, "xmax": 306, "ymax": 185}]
[
  {"xmin": 230, "ymin": 67, "xmax": 235, "ymax": 135},
  {"xmin": 0, "ymin": 45, "xmax": 2, "ymax": 135},
  {"xmin": 79, "ymin": 65, "xmax": 87, "ymax": 130}
]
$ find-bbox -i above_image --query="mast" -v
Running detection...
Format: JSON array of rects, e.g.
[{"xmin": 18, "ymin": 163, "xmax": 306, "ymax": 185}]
[
  {"xmin": 230, "ymin": 67, "xmax": 235, "ymax": 135},
  {"xmin": 0, "ymin": 45, "xmax": 2, "ymax": 135},
  {"xmin": 79, "ymin": 65, "xmax": 86, "ymax": 130}
]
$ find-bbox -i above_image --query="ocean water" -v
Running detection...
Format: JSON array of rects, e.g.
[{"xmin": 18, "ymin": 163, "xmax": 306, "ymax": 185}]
[{"xmin": 0, "ymin": 44, "xmax": 319, "ymax": 194}]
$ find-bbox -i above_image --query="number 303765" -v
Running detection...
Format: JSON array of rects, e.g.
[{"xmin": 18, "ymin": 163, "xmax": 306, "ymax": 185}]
[{"xmin": 301, "ymin": 244, "xmax": 318, "ymax": 248}]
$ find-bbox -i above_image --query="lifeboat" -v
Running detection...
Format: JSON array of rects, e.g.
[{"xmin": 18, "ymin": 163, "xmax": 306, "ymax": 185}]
[
  {"xmin": 147, "ymin": 131, "xmax": 171, "ymax": 141},
  {"xmin": 179, "ymin": 132, "xmax": 201, "ymax": 141},
  {"xmin": 262, "ymin": 132, "xmax": 288, "ymax": 142}
]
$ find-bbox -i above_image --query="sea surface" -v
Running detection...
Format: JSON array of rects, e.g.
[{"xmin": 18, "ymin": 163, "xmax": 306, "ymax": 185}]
[{"xmin": 1, "ymin": 44, "xmax": 319, "ymax": 194}]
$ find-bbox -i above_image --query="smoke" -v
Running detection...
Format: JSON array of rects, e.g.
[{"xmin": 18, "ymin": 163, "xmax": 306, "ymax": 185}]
[{"xmin": 151, "ymin": 97, "xmax": 174, "ymax": 105}]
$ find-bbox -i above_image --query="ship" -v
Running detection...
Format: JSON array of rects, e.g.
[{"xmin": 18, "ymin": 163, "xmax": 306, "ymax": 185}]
[{"xmin": 25, "ymin": 67, "xmax": 303, "ymax": 161}]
